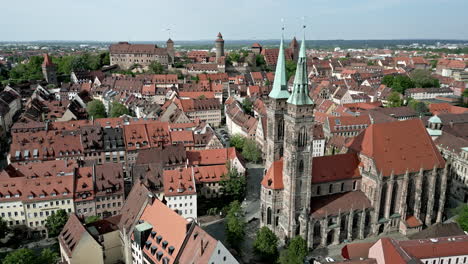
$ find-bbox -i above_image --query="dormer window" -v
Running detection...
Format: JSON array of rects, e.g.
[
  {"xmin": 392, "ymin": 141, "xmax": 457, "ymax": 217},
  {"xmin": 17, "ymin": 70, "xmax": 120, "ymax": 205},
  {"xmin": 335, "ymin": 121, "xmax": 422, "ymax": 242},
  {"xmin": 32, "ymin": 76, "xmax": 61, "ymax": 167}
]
[
  {"xmin": 168, "ymin": 246, "xmax": 175, "ymax": 255},
  {"xmin": 63, "ymin": 192, "xmax": 68, "ymax": 195},
  {"xmin": 39, "ymin": 194, "xmax": 45, "ymax": 198},
  {"xmin": 162, "ymin": 241, "xmax": 168, "ymax": 249},
  {"xmin": 28, "ymin": 195, "xmax": 34, "ymax": 199},
  {"xmin": 145, "ymin": 241, "xmax": 151, "ymax": 249}
]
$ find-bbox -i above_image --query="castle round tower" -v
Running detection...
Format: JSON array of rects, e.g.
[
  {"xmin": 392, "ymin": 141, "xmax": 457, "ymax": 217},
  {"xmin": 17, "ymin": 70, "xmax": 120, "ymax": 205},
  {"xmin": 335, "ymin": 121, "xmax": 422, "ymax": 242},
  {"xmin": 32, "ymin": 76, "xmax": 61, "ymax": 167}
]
[{"xmin": 215, "ymin": 32, "xmax": 225, "ymax": 61}]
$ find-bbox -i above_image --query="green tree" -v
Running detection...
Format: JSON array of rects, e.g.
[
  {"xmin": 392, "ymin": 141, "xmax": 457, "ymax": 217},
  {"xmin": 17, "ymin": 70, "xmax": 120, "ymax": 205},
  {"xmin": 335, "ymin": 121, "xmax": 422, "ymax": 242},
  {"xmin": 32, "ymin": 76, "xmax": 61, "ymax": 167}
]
[
  {"xmin": 2, "ymin": 249, "xmax": 37, "ymax": 264},
  {"xmin": 3, "ymin": 248, "xmax": 59, "ymax": 264},
  {"xmin": 381, "ymin": 75, "xmax": 395, "ymax": 87},
  {"xmin": 408, "ymin": 99, "xmax": 428, "ymax": 115},
  {"xmin": 242, "ymin": 139, "xmax": 262, "ymax": 163},
  {"xmin": 391, "ymin": 75, "xmax": 414, "ymax": 94},
  {"xmin": 0, "ymin": 216, "xmax": 8, "ymax": 239},
  {"xmin": 45, "ymin": 209, "xmax": 69, "ymax": 237},
  {"xmin": 228, "ymin": 52, "xmax": 241, "ymax": 63},
  {"xmin": 220, "ymin": 166, "xmax": 246, "ymax": 201},
  {"xmin": 410, "ymin": 69, "xmax": 440, "ymax": 88},
  {"xmin": 100, "ymin": 52, "xmax": 110, "ymax": 66},
  {"xmin": 455, "ymin": 204, "xmax": 468, "ymax": 231},
  {"xmin": 148, "ymin": 61, "xmax": 165, "ymax": 74},
  {"xmin": 285, "ymin": 60, "xmax": 297, "ymax": 81},
  {"xmin": 229, "ymin": 134, "xmax": 245, "ymax": 151},
  {"xmin": 225, "ymin": 201, "xmax": 246, "ymax": 251},
  {"xmin": 242, "ymin": 97, "xmax": 253, "ymax": 114},
  {"xmin": 9, "ymin": 56, "xmax": 43, "ymax": 82},
  {"xmin": 85, "ymin": 215, "xmax": 101, "ymax": 224},
  {"xmin": 39, "ymin": 248, "xmax": 59, "ymax": 264},
  {"xmin": 387, "ymin": 92, "xmax": 403, "ymax": 108},
  {"xmin": 278, "ymin": 236, "xmax": 308, "ymax": 264},
  {"xmin": 253, "ymin": 226, "xmax": 279, "ymax": 261},
  {"xmin": 256, "ymin": 54, "xmax": 266, "ymax": 67},
  {"xmin": 87, "ymin": 100, "xmax": 107, "ymax": 119},
  {"xmin": 110, "ymin": 102, "xmax": 130, "ymax": 117}
]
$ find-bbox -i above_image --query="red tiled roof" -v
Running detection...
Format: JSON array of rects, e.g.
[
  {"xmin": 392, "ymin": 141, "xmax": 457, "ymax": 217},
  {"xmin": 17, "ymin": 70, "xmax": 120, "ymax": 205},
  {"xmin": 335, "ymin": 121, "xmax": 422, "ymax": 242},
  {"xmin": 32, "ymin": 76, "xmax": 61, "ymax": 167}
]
[
  {"xmin": 310, "ymin": 191, "xmax": 372, "ymax": 218},
  {"xmin": 59, "ymin": 214, "xmax": 88, "ymax": 257},
  {"xmin": 42, "ymin": 53, "xmax": 54, "ymax": 67},
  {"xmin": 348, "ymin": 119, "xmax": 445, "ymax": 176},
  {"xmin": 405, "ymin": 215, "xmax": 423, "ymax": 228},
  {"xmin": 186, "ymin": 147, "xmax": 240, "ymax": 166},
  {"xmin": 312, "ymin": 153, "xmax": 361, "ymax": 184},
  {"xmin": 138, "ymin": 199, "xmax": 189, "ymax": 264},
  {"xmin": 163, "ymin": 168, "xmax": 196, "ymax": 197},
  {"xmin": 429, "ymin": 103, "xmax": 468, "ymax": 115},
  {"xmin": 261, "ymin": 159, "xmax": 284, "ymax": 190},
  {"xmin": 194, "ymin": 165, "xmax": 228, "ymax": 183},
  {"xmin": 178, "ymin": 91, "xmax": 215, "ymax": 99}
]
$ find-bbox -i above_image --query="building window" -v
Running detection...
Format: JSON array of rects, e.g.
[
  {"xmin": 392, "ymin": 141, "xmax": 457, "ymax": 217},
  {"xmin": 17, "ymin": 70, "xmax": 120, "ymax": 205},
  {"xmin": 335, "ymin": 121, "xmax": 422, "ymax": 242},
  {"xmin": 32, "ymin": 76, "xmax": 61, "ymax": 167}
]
[{"xmin": 267, "ymin": 207, "xmax": 272, "ymax": 225}]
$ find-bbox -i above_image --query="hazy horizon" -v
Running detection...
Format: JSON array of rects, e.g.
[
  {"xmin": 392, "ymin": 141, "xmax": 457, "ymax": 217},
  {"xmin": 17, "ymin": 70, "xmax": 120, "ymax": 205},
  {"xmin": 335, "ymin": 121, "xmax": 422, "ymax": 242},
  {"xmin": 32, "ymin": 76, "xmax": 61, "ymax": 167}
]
[{"xmin": 2, "ymin": 0, "xmax": 468, "ymax": 42}]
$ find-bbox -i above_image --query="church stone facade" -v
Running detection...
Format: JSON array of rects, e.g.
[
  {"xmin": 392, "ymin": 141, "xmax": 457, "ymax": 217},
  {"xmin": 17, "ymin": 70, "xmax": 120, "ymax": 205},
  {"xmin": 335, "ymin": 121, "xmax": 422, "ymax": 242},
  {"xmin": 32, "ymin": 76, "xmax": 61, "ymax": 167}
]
[{"xmin": 260, "ymin": 33, "xmax": 450, "ymax": 249}]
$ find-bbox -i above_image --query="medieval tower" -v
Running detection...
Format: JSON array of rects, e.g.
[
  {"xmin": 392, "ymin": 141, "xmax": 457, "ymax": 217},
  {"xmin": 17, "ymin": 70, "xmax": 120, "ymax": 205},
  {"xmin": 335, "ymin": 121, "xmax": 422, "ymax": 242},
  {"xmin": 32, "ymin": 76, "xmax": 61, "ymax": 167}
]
[
  {"xmin": 42, "ymin": 53, "xmax": 58, "ymax": 86},
  {"xmin": 279, "ymin": 32, "xmax": 315, "ymax": 240},
  {"xmin": 265, "ymin": 32, "xmax": 290, "ymax": 170},
  {"xmin": 215, "ymin": 32, "xmax": 225, "ymax": 61},
  {"xmin": 290, "ymin": 37, "xmax": 299, "ymax": 62},
  {"xmin": 166, "ymin": 38, "xmax": 175, "ymax": 64}
]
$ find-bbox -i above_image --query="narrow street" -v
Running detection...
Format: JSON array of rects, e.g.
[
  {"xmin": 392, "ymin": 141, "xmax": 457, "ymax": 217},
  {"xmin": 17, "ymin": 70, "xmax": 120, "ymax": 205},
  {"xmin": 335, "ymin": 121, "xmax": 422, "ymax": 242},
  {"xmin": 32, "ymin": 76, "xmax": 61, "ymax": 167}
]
[{"xmin": 203, "ymin": 163, "xmax": 265, "ymax": 263}]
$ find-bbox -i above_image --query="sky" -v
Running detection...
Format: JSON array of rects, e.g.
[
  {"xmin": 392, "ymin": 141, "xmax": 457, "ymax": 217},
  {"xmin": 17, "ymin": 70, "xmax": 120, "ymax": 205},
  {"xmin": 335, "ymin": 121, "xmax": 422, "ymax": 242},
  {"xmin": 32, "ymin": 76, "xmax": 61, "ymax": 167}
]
[{"xmin": 1, "ymin": 0, "xmax": 467, "ymax": 41}]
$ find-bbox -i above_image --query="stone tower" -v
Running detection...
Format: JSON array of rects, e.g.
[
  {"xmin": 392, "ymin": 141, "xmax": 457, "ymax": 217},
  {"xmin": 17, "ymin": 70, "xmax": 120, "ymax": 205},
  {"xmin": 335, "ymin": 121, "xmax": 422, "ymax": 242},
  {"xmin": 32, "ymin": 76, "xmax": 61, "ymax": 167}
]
[
  {"xmin": 166, "ymin": 38, "xmax": 175, "ymax": 64},
  {"xmin": 280, "ymin": 33, "xmax": 315, "ymax": 240},
  {"xmin": 265, "ymin": 32, "xmax": 290, "ymax": 170},
  {"xmin": 290, "ymin": 37, "xmax": 299, "ymax": 62},
  {"xmin": 215, "ymin": 32, "xmax": 225, "ymax": 61},
  {"xmin": 42, "ymin": 53, "xmax": 58, "ymax": 86}
]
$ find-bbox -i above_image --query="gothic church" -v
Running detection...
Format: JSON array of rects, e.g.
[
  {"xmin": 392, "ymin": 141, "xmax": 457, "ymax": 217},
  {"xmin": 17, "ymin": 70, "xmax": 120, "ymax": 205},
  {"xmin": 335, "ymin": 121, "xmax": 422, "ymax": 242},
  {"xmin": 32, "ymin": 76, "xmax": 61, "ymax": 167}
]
[{"xmin": 260, "ymin": 32, "xmax": 449, "ymax": 248}]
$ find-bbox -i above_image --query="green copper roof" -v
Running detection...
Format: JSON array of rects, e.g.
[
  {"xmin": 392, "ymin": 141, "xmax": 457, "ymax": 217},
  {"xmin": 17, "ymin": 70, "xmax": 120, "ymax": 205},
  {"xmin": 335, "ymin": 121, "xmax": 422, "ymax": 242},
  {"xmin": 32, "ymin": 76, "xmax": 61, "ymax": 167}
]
[
  {"xmin": 268, "ymin": 33, "xmax": 290, "ymax": 99},
  {"xmin": 287, "ymin": 33, "xmax": 314, "ymax": 106},
  {"xmin": 428, "ymin": 115, "xmax": 442, "ymax": 124}
]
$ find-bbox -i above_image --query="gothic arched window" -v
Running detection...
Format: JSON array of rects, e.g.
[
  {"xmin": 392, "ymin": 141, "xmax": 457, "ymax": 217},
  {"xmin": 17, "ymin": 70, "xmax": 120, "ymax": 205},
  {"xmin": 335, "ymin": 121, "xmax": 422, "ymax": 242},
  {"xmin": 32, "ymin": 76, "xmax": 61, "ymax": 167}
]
[
  {"xmin": 298, "ymin": 160, "xmax": 304, "ymax": 173},
  {"xmin": 267, "ymin": 207, "xmax": 272, "ymax": 225},
  {"xmin": 278, "ymin": 119, "xmax": 284, "ymax": 140},
  {"xmin": 298, "ymin": 126, "xmax": 308, "ymax": 147}
]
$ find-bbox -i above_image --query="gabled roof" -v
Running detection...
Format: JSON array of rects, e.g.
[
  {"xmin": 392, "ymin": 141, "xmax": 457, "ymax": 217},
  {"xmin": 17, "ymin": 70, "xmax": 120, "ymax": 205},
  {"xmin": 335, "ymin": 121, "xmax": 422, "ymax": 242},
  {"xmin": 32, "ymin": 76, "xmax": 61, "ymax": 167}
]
[
  {"xmin": 312, "ymin": 153, "xmax": 361, "ymax": 184},
  {"xmin": 261, "ymin": 159, "xmax": 284, "ymax": 190},
  {"xmin": 118, "ymin": 181, "xmax": 151, "ymax": 234},
  {"xmin": 138, "ymin": 199, "xmax": 190, "ymax": 264},
  {"xmin": 59, "ymin": 214, "xmax": 89, "ymax": 258},
  {"xmin": 348, "ymin": 119, "xmax": 445, "ymax": 176}
]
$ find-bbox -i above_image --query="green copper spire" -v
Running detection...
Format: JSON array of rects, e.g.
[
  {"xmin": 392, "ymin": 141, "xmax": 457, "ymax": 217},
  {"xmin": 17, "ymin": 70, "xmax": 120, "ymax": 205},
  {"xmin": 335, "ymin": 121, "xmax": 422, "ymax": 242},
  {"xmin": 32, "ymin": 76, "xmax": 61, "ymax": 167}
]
[
  {"xmin": 287, "ymin": 28, "xmax": 314, "ymax": 106},
  {"xmin": 268, "ymin": 29, "xmax": 290, "ymax": 99}
]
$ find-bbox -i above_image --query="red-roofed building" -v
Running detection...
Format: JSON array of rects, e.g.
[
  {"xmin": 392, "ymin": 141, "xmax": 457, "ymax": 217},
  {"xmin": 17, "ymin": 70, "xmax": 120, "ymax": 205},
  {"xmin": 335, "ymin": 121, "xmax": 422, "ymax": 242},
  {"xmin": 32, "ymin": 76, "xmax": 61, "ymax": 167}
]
[
  {"xmin": 340, "ymin": 235, "xmax": 468, "ymax": 264},
  {"xmin": 163, "ymin": 168, "xmax": 197, "ymax": 219},
  {"xmin": 130, "ymin": 198, "xmax": 237, "ymax": 264}
]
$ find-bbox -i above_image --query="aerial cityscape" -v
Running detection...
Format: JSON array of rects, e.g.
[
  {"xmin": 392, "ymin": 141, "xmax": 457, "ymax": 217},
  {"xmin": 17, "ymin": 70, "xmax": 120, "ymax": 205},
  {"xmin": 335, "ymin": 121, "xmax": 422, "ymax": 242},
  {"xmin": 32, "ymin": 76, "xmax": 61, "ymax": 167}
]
[{"xmin": 1, "ymin": 1, "xmax": 468, "ymax": 264}]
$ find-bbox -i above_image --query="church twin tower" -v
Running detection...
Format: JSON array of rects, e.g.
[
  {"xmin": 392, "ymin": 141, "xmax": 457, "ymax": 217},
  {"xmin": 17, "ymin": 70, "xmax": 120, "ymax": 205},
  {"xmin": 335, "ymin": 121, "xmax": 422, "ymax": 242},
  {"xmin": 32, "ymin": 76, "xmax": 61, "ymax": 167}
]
[{"xmin": 264, "ymin": 31, "xmax": 315, "ymax": 240}]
